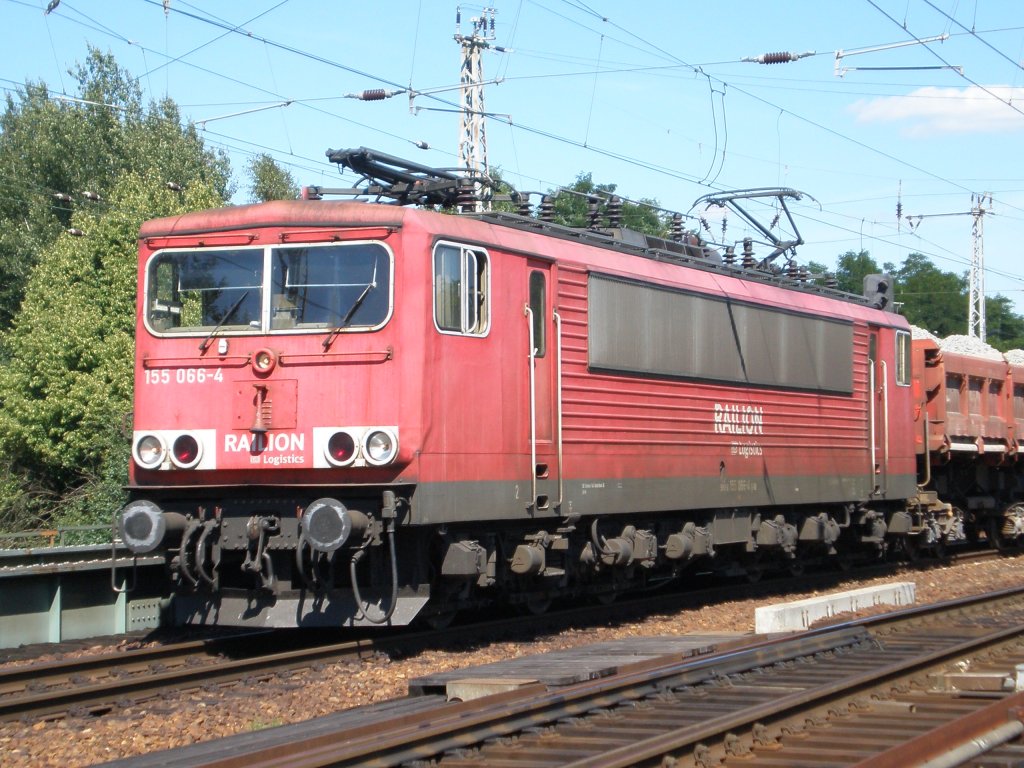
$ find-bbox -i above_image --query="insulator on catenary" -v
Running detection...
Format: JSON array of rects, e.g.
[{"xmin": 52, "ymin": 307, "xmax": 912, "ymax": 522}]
[
  {"xmin": 66, "ymin": 227, "xmax": 84, "ymax": 236},
  {"xmin": 743, "ymin": 50, "xmax": 815, "ymax": 65},
  {"xmin": 53, "ymin": 193, "xmax": 72, "ymax": 203},
  {"xmin": 165, "ymin": 181, "xmax": 182, "ymax": 191},
  {"xmin": 81, "ymin": 190, "xmax": 101, "ymax": 202}
]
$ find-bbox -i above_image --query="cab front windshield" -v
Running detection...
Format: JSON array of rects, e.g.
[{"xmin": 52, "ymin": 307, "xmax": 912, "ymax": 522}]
[{"xmin": 146, "ymin": 243, "xmax": 391, "ymax": 334}]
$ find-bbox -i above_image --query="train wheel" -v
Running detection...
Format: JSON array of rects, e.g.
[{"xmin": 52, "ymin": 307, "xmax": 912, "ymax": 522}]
[
  {"xmin": 835, "ymin": 552, "xmax": 854, "ymax": 572},
  {"xmin": 424, "ymin": 609, "xmax": 458, "ymax": 630},
  {"xmin": 988, "ymin": 517, "xmax": 1010, "ymax": 553},
  {"xmin": 595, "ymin": 590, "xmax": 617, "ymax": 606},
  {"xmin": 524, "ymin": 596, "xmax": 552, "ymax": 615},
  {"xmin": 900, "ymin": 534, "xmax": 922, "ymax": 563},
  {"xmin": 787, "ymin": 559, "xmax": 805, "ymax": 577},
  {"xmin": 744, "ymin": 560, "xmax": 764, "ymax": 583}
]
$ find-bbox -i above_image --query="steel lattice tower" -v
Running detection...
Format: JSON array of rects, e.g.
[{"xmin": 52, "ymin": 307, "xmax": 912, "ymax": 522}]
[
  {"xmin": 455, "ymin": 8, "xmax": 495, "ymax": 208},
  {"xmin": 968, "ymin": 193, "xmax": 992, "ymax": 341}
]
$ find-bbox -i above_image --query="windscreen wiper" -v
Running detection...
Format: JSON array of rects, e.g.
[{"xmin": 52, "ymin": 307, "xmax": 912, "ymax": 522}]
[
  {"xmin": 322, "ymin": 281, "xmax": 376, "ymax": 351},
  {"xmin": 198, "ymin": 290, "xmax": 250, "ymax": 352}
]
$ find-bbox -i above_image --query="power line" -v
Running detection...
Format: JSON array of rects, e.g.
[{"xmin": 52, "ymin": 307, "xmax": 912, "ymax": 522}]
[
  {"xmin": 865, "ymin": 0, "xmax": 1024, "ymax": 122},
  {"xmin": 15, "ymin": 0, "xmax": 1024, "ymax": 293},
  {"xmin": 920, "ymin": 0, "xmax": 1024, "ymax": 74}
]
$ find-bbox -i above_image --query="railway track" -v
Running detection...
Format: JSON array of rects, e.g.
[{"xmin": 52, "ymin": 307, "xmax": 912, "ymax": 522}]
[
  {"xmin": 0, "ymin": 632, "xmax": 382, "ymax": 722},
  {"xmin": 101, "ymin": 583, "xmax": 1024, "ymax": 768},
  {"xmin": 1, "ymin": 546, "xmax": 1012, "ymax": 725}
]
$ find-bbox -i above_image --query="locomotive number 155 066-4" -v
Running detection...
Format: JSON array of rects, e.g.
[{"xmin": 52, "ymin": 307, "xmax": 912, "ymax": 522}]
[{"xmin": 144, "ymin": 368, "xmax": 224, "ymax": 385}]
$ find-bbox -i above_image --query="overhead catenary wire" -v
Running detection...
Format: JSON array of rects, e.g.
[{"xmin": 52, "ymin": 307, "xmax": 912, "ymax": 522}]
[
  {"xmin": 865, "ymin": 0, "xmax": 1024, "ymax": 123},
  {"xmin": 35, "ymin": 0, "xmax": 1010, "ymax": 211},
  {"xmin": 13, "ymin": 0, "xmax": 1024, "ymax": 296}
]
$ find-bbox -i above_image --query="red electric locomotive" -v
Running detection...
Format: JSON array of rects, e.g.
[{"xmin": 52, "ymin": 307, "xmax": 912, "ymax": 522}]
[{"xmin": 117, "ymin": 149, "xmax": 946, "ymax": 629}]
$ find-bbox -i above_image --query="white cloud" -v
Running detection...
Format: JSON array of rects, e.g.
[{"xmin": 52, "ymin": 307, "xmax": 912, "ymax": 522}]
[{"xmin": 849, "ymin": 85, "xmax": 1024, "ymax": 136}]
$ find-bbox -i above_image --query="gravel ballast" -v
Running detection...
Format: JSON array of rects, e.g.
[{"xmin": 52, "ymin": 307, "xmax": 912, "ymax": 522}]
[{"xmin": 2, "ymin": 555, "xmax": 1023, "ymax": 767}]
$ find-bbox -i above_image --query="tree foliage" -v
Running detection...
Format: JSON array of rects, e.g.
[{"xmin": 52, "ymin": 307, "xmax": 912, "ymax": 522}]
[
  {"xmin": 547, "ymin": 172, "xmax": 665, "ymax": 236},
  {"xmin": 0, "ymin": 51, "xmax": 230, "ymax": 532},
  {"xmin": 247, "ymin": 153, "xmax": 299, "ymax": 202},
  {"xmin": 833, "ymin": 250, "xmax": 881, "ymax": 296},
  {"xmin": 985, "ymin": 295, "xmax": 1024, "ymax": 351},
  {"xmin": 0, "ymin": 48, "xmax": 231, "ymax": 330},
  {"xmin": 894, "ymin": 252, "xmax": 967, "ymax": 338},
  {"xmin": 836, "ymin": 249, "xmax": 1024, "ymax": 351}
]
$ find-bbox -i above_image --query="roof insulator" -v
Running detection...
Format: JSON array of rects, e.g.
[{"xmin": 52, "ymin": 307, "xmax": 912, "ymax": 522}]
[
  {"xmin": 606, "ymin": 196, "xmax": 623, "ymax": 229},
  {"xmin": 670, "ymin": 213, "xmax": 684, "ymax": 242},
  {"xmin": 538, "ymin": 195, "xmax": 555, "ymax": 222},
  {"xmin": 516, "ymin": 193, "xmax": 532, "ymax": 218},
  {"xmin": 742, "ymin": 238, "xmax": 756, "ymax": 269},
  {"xmin": 587, "ymin": 197, "xmax": 601, "ymax": 229}
]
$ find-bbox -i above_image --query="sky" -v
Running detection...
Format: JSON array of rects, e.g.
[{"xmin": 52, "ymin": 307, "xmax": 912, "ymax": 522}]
[{"xmin": 5, "ymin": 0, "xmax": 1024, "ymax": 325}]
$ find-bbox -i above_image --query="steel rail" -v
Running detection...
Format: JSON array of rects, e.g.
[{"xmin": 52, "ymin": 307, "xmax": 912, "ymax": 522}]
[
  {"xmin": 0, "ymin": 634, "xmax": 380, "ymax": 722},
  {"xmin": 851, "ymin": 690, "xmax": 1024, "ymax": 768},
  {"xmin": 161, "ymin": 586, "xmax": 1024, "ymax": 768},
  {"xmin": 2, "ymin": 547, "xmax": 1010, "ymax": 729},
  {"xmin": 0, "ymin": 632, "xmax": 270, "ymax": 692}
]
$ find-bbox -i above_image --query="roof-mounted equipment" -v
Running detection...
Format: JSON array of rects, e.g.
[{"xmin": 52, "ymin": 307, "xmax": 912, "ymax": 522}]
[
  {"xmin": 313, "ymin": 146, "xmax": 497, "ymax": 210},
  {"xmin": 692, "ymin": 187, "xmax": 818, "ymax": 266}
]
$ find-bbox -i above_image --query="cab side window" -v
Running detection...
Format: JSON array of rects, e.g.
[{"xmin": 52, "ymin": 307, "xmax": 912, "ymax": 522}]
[
  {"xmin": 895, "ymin": 330, "xmax": 911, "ymax": 386},
  {"xmin": 433, "ymin": 242, "xmax": 489, "ymax": 336}
]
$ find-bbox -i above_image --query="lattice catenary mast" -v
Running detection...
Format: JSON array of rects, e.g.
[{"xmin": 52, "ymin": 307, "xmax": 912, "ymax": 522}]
[
  {"xmin": 967, "ymin": 193, "xmax": 992, "ymax": 341},
  {"xmin": 905, "ymin": 192, "xmax": 993, "ymax": 341},
  {"xmin": 455, "ymin": 7, "xmax": 495, "ymax": 192}
]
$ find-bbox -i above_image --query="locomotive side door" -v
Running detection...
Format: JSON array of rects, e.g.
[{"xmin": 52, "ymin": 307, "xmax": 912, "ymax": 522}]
[
  {"xmin": 525, "ymin": 260, "xmax": 559, "ymax": 513},
  {"xmin": 868, "ymin": 327, "xmax": 888, "ymax": 495}
]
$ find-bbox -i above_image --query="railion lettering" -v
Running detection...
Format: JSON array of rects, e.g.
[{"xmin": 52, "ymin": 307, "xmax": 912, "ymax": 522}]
[{"xmin": 713, "ymin": 403, "xmax": 765, "ymax": 435}]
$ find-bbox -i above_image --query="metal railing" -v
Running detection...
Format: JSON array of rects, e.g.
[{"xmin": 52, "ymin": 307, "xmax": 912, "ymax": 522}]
[{"xmin": 0, "ymin": 524, "xmax": 113, "ymax": 550}]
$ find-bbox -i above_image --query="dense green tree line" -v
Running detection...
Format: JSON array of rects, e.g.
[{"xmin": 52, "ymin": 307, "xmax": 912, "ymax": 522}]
[
  {"xmin": 1, "ymin": 52, "xmax": 1022, "ymax": 536},
  {"xmin": 834, "ymin": 249, "xmax": 1024, "ymax": 350}
]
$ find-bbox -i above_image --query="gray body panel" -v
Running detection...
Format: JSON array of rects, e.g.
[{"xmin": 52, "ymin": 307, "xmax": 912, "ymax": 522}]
[{"xmin": 407, "ymin": 472, "xmax": 919, "ymax": 525}]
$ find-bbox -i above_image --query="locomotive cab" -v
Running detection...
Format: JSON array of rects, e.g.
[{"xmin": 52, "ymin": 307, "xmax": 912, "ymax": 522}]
[{"xmin": 123, "ymin": 201, "xmax": 433, "ymax": 627}]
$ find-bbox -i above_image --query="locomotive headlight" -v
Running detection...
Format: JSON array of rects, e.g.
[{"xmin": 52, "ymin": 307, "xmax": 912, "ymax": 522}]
[
  {"xmin": 325, "ymin": 430, "xmax": 358, "ymax": 467},
  {"xmin": 170, "ymin": 434, "xmax": 202, "ymax": 469},
  {"xmin": 134, "ymin": 434, "xmax": 166, "ymax": 469},
  {"xmin": 363, "ymin": 428, "xmax": 398, "ymax": 466}
]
